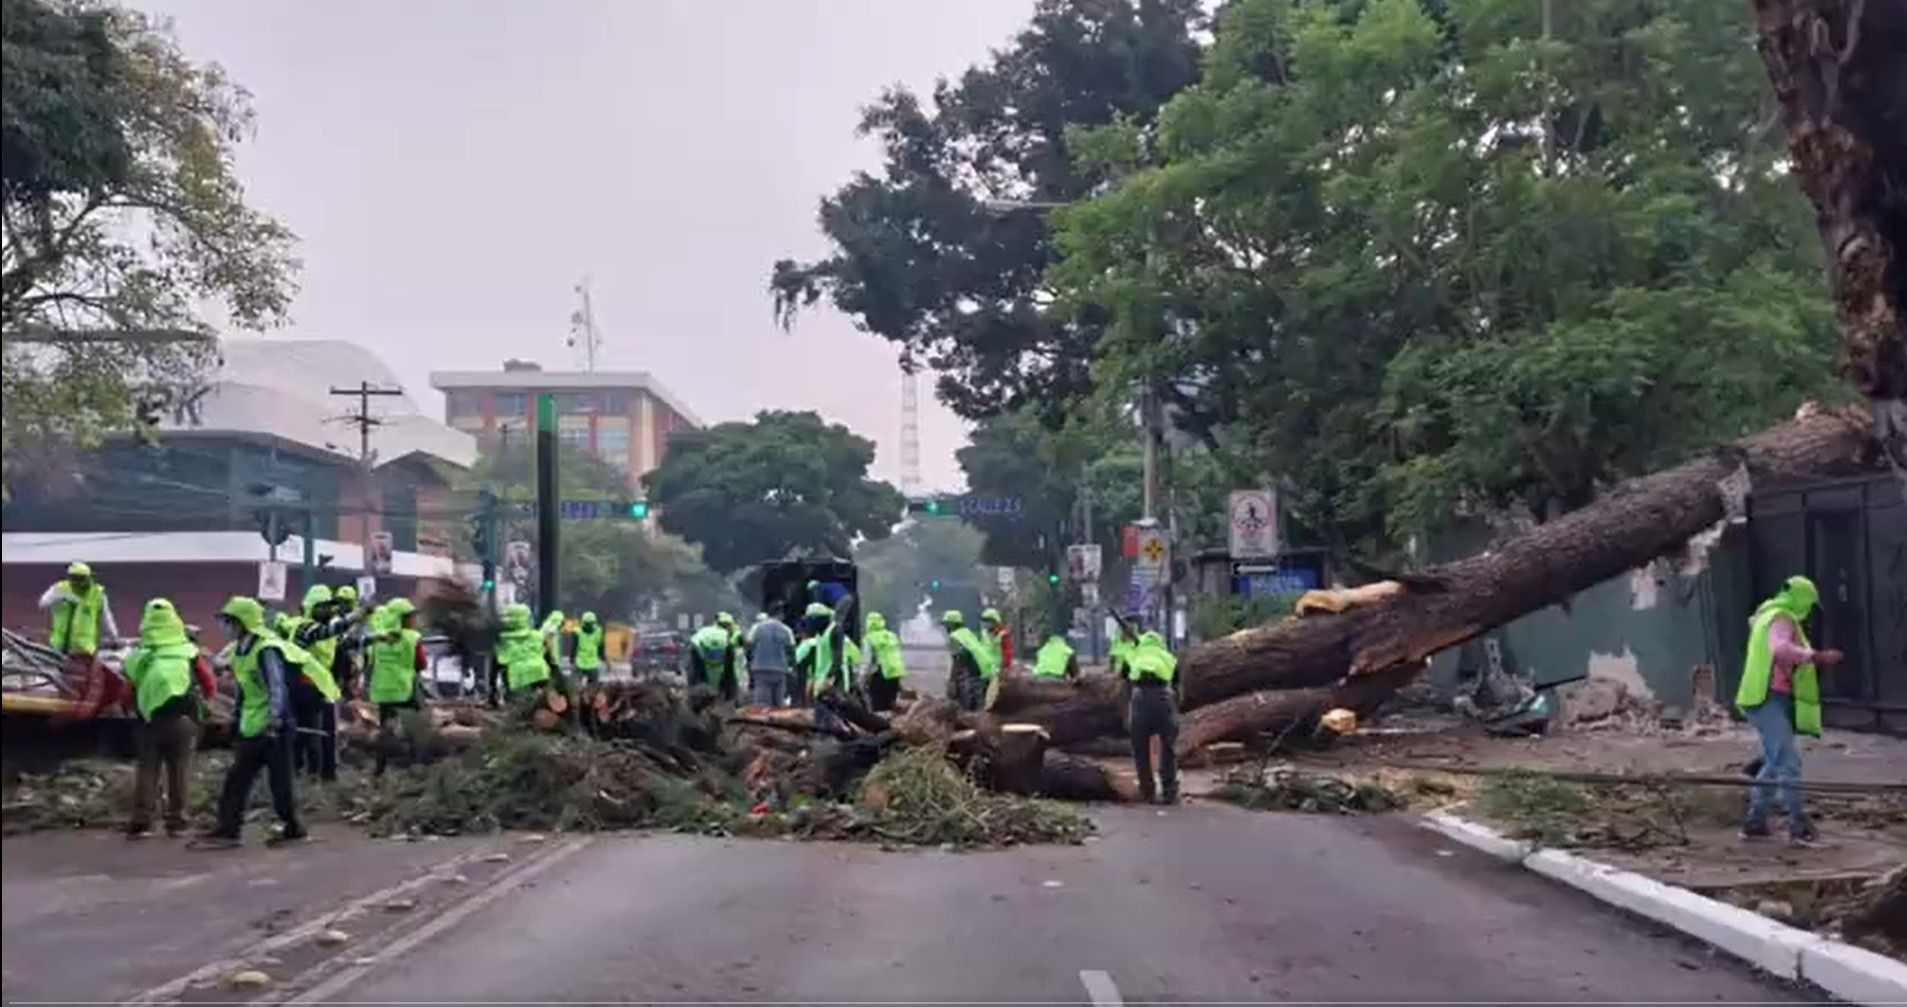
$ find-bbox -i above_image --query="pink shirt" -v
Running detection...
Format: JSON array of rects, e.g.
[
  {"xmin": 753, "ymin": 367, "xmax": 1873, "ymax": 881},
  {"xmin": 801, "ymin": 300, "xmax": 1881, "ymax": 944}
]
[{"xmin": 1765, "ymin": 615, "xmax": 1813, "ymax": 694}]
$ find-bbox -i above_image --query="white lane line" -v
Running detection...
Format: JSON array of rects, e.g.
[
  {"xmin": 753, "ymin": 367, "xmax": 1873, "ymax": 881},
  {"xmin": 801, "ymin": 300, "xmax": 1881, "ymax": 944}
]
[
  {"xmin": 119, "ymin": 844, "xmax": 503, "ymax": 1006},
  {"xmin": 1080, "ymin": 968, "xmax": 1124, "ymax": 1006},
  {"xmin": 275, "ymin": 835, "xmax": 593, "ymax": 1006}
]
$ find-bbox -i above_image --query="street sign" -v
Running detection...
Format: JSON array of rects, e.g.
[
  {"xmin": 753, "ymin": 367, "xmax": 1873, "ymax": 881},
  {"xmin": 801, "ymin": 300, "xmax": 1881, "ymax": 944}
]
[
  {"xmin": 494, "ymin": 581, "xmax": 516, "ymax": 607},
  {"xmin": 257, "ymin": 561, "xmax": 287, "ymax": 602},
  {"xmin": 1228, "ymin": 488, "xmax": 1279, "ymax": 559},
  {"xmin": 1133, "ymin": 527, "xmax": 1168, "ymax": 584},
  {"xmin": 1065, "ymin": 544, "xmax": 1102, "ymax": 582},
  {"xmin": 996, "ymin": 566, "xmax": 1015, "ymax": 593},
  {"xmin": 369, "ymin": 532, "xmax": 395, "ymax": 575}
]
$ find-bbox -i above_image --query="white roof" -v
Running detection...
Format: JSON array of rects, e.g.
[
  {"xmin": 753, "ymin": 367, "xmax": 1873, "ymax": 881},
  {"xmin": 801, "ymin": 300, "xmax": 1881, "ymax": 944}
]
[
  {"xmin": 170, "ymin": 339, "xmax": 477, "ymax": 469},
  {"xmin": 2, "ymin": 531, "xmax": 456, "ymax": 580},
  {"xmin": 429, "ymin": 368, "xmax": 703, "ymax": 428}
]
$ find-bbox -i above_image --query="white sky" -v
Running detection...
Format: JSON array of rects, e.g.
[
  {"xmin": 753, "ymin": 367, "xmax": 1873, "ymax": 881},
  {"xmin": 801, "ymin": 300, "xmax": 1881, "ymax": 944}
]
[{"xmin": 139, "ymin": 0, "xmax": 1042, "ymax": 491}]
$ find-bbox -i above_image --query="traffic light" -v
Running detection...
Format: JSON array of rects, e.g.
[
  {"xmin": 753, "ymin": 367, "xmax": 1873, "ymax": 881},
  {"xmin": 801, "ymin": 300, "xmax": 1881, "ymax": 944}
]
[
  {"xmin": 626, "ymin": 500, "xmax": 651, "ymax": 519},
  {"xmin": 906, "ymin": 497, "xmax": 950, "ymax": 517},
  {"xmin": 929, "ymin": 579, "xmax": 942, "ymax": 590},
  {"xmin": 1047, "ymin": 572, "xmax": 1061, "ymax": 586},
  {"xmin": 246, "ymin": 482, "xmax": 293, "ymax": 547}
]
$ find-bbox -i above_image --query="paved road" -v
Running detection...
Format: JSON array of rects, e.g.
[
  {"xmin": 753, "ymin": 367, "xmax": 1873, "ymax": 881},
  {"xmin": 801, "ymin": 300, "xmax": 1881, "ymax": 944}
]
[{"xmin": 315, "ymin": 805, "xmax": 1801, "ymax": 1004}]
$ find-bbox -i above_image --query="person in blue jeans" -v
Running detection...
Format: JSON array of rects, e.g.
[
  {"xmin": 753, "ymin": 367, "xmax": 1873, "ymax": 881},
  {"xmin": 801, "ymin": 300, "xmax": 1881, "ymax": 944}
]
[{"xmin": 1735, "ymin": 575, "xmax": 1842, "ymax": 845}]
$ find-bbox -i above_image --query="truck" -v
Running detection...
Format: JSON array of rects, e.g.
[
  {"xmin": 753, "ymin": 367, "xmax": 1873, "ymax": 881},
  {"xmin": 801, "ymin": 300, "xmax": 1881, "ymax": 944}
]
[{"xmin": 757, "ymin": 558, "xmax": 859, "ymax": 638}]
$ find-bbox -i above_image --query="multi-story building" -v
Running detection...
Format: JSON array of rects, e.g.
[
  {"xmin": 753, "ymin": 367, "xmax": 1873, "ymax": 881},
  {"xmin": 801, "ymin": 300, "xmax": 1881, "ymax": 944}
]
[{"xmin": 429, "ymin": 362, "xmax": 701, "ymax": 485}]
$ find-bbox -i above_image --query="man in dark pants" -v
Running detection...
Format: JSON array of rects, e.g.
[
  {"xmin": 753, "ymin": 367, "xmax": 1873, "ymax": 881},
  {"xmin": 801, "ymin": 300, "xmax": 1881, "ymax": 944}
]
[
  {"xmin": 1124, "ymin": 627, "xmax": 1181, "ymax": 805},
  {"xmin": 122, "ymin": 598, "xmax": 208, "ymax": 838},
  {"xmin": 198, "ymin": 596, "xmax": 304, "ymax": 848},
  {"xmin": 366, "ymin": 598, "xmax": 426, "ymax": 775}
]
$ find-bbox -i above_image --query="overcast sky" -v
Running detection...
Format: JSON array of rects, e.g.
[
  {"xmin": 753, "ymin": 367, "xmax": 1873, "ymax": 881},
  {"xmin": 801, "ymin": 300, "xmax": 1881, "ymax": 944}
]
[{"xmin": 139, "ymin": 0, "xmax": 1040, "ymax": 491}]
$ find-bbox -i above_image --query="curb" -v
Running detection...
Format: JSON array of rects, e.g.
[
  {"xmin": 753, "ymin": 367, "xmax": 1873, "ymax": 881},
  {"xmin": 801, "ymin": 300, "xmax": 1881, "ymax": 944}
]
[{"xmin": 1420, "ymin": 810, "xmax": 1907, "ymax": 1005}]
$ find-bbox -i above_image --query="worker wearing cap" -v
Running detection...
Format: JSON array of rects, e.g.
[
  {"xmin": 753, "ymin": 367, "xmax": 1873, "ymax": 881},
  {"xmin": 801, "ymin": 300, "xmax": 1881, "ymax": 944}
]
[
  {"xmin": 1125, "ymin": 625, "xmax": 1182, "ymax": 805},
  {"xmin": 805, "ymin": 600, "xmax": 873, "ymax": 734},
  {"xmin": 200, "ymin": 596, "xmax": 305, "ymax": 847},
  {"xmin": 282, "ymin": 585, "xmax": 347, "ymax": 781},
  {"xmin": 367, "ymin": 598, "xmax": 426, "ymax": 775},
  {"xmin": 1108, "ymin": 616, "xmax": 1141, "ymax": 680},
  {"xmin": 496, "ymin": 603, "xmax": 548, "ymax": 699},
  {"xmin": 859, "ymin": 612, "xmax": 907, "ymax": 711},
  {"xmin": 1033, "ymin": 633, "xmax": 1079, "ymax": 680},
  {"xmin": 122, "ymin": 598, "xmax": 207, "ymax": 838},
  {"xmin": 689, "ymin": 615, "xmax": 738, "ymax": 702},
  {"xmin": 981, "ymin": 608, "xmax": 1013, "ymax": 674},
  {"xmin": 573, "ymin": 612, "xmax": 605, "ymax": 686},
  {"xmin": 41, "ymin": 561, "xmax": 120, "ymax": 658},
  {"xmin": 943, "ymin": 611, "xmax": 997, "ymax": 712}
]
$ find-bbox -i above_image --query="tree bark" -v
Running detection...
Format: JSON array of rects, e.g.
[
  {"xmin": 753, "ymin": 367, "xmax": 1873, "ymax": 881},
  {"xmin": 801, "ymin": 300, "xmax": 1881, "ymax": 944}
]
[
  {"xmin": 1001, "ymin": 410, "xmax": 1878, "ymax": 746},
  {"xmin": 1752, "ymin": 0, "xmax": 1907, "ymax": 473}
]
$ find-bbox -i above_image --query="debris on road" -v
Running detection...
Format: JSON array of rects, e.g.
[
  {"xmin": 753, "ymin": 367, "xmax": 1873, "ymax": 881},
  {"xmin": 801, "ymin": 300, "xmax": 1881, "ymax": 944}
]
[{"xmin": 1212, "ymin": 766, "xmax": 1405, "ymax": 815}]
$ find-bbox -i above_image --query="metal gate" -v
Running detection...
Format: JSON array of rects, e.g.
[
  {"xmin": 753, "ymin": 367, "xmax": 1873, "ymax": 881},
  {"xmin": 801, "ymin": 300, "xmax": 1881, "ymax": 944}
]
[{"xmin": 1745, "ymin": 474, "xmax": 1907, "ymax": 734}]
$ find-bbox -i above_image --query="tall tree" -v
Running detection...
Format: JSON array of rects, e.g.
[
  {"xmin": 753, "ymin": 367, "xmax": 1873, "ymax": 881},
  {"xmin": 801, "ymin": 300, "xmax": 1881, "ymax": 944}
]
[
  {"xmin": 853, "ymin": 517, "xmax": 988, "ymax": 628},
  {"xmin": 1048, "ymin": 0, "xmax": 1840, "ymax": 554},
  {"xmin": 769, "ymin": 0, "xmax": 1203, "ymax": 420},
  {"xmin": 643, "ymin": 410, "xmax": 905, "ymax": 574},
  {"xmin": 2, "ymin": 0, "xmax": 299, "ymax": 477}
]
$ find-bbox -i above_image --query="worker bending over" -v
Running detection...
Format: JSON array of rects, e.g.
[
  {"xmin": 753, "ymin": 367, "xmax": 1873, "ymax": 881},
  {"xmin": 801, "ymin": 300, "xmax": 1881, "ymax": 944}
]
[
  {"xmin": 1033, "ymin": 634, "xmax": 1078, "ymax": 680},
  {"xmin": 200, "ymin": 597, "xmax": 305, "ymax": 847},
  {"xmin": 943, "ymin": 611, "xmax": 997, "ymax": 712},
  {"xmin": 861, "ymin": 612, "xmax": 907, "ymax": 711}
]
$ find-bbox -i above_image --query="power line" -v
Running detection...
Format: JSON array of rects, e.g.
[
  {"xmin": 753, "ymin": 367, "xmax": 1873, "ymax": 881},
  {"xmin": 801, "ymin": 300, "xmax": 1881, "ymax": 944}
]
[{"xmin": 327, "ymin": 381, "xmax": 405, "ymax": 465}]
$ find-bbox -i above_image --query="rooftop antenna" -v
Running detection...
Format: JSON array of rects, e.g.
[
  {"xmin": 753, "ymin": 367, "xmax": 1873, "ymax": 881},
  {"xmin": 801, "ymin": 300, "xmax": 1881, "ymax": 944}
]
[{"xmin": 567, "ymin": 276, "xmax": 602, "ymax": 372}]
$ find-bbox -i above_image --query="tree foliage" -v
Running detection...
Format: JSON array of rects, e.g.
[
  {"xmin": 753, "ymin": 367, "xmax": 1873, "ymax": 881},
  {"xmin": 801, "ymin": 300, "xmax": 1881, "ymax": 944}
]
[
  {"xmin": 642, "ymin": 410, "xmax": 905, "ymax": 574},
  {"xmin": 853, "ymin": 516, "xmax": 988, "ymax": 629},
  {"xmin": 462, "ymin": 445, "xmax": 741, "ymax": 623},
  {"xmin": 1046, "ymin": 0, "xmax": 1840, "ymax": 551},
  {"xmin": 1, "ymin": 0, "xmax": 298, "ymax": 476},
  {"xmin": 769, "ymin": 0, "xmax": 1204, "ymax": 420}
]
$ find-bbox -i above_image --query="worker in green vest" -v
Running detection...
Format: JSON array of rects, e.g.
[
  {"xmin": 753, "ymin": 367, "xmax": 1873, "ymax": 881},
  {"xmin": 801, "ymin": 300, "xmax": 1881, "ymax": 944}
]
[
  {"xmin": 283, "ymin": 585, "xmax": 347, "ymax": 782},
  {"xmin": 943, "ymin": 610, "xmax": 997, "ymax": 712},
  {"xmin": 122, "ymin": 598, "xmax": 205, "ymax": 838},
  {"xmin": 1125, "ymin": 627, "xmax": 1181, "ymax": 805},
  {"xmin": 540, "ymin": 609, "xmax": 568, "ymax": 673},
  {"xmin": 368, "ymin": 598, "xmax": 426, "ymax": 775},
  {"xmin": 200, "ymin": 596, "xmax": 305, "ymax": 847},
  {"xmin": 41, "ymin": 560, "xmax": 120, "ymax": 659},
  {"xmin": 861, "ymin": 612, "xmax": 907, "ymax": 711},
  {"xmin": 573, "ymin": 612, "xmax": 606, "ymax": 686},
  {"xmin": 330, "ymin": 584, "xmax": 366, "ymax": 697},
  {"xmin": 1033, "ymin": 634, "xmax": 1078, "ymax": 680},
  {"xmin": 496, "ymin": 603, "xmax": 549, "ymax": 698},
  {"xmin": 980, "ymin": 607, "xmax": 1012, "ymax": 673},
  {"xmin": 1736, "ymin": 575, "xmax": 1843, "ymax": 844},
  {"xmin": 1108, "ymin": 615, "xmax": 1140, "ymax": 679},
  {"xmin": 689, "ymin": 619, "xmax": 735, "ymax": 700},
  {"xmin": 791, "ymin": 604, "xmax": 828, "ymax": 707},
  {"xmin": 805, "ymin": 601, "xmax": 872, "ymax": 734}
]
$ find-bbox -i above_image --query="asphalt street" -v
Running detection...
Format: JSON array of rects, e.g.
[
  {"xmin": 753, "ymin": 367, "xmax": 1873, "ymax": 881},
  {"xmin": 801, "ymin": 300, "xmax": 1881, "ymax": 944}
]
[{"xmin": 307, "ymin": 805, "xmax": 1801, "ymax": 1004}]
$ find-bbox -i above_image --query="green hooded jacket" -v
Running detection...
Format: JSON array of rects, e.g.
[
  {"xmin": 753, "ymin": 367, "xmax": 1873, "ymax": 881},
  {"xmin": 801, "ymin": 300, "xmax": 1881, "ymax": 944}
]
[
  {"xmin": 499, "ymin": 604, "xmax": 549, "ymax": 690},
  {"xmin": 1736, "ymin": 575, "xmax": 1823, "ymax": 736},
  {"xmin": 122, "ymin": 598, "xmax": 198, "ymax": 720},
  {"xmin": 1033, "ymin": 636, "xmax": 1075, "ymax": 678},
  {"xmin": 863, "ymin": 612, "xmax": 906, "ymax": 680}
]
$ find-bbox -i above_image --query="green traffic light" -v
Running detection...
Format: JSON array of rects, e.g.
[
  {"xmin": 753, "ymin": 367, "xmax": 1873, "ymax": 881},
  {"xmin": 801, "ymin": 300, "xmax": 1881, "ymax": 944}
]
[
  {"xmin": 481, "ymin": 579, "xmax": 495, "ymax": 591},
  {"xmin": 929, "ymin": 579, "xmax": 942, "ymax": 590},
  {"xmin": 1047, "ymin": 572, "xmax": 1060, "ymax": 585},
  {"xmin": 925, "ymin": 500, "xmax": 941, "ymax": 515},
  {"xmin": 628, "ymin": 501, "xmax": 650, "ymax": 519}
]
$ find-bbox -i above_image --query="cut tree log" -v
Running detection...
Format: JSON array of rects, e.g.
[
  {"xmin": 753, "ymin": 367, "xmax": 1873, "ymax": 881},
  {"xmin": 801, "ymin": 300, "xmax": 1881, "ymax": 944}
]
[
  {"xmin": 1040, "ymin": 752, "xmax": 1140, "ymax": 803},
  {"xmin": 1174, "ymin": 664, "xmax": 1421, "ymax": 763},
  {"xmin": 1005, "ymin": 409, "xmax": 1878, "ymax": 749},
  {"xmin": 1752, "ymin": 0, "xmax": 1907, "ymax": 476}
]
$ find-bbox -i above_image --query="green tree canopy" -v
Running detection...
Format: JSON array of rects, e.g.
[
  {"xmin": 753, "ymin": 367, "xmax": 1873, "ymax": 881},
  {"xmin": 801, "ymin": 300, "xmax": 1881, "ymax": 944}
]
[
  {"xmin": 769, "ymin": 0, "xmax": 1204, "ymax": 420},
  {"xmin": 853, "ymin": 516, "xmax": 987, "ymax": 629},
  {"xmin": 461, "ymin": 444, "xmax": 740, "ymax": 623},
  {"xmin": 643, "ymin": 410, "xmax": 905, "ymax": 574},
  {"xmin": 2, "ymin": 0, "xmax": 298, "ymax": 477},
  {"xmin": 1047, "ymin": 0, "xmax": 1840, "ymax": 553}
]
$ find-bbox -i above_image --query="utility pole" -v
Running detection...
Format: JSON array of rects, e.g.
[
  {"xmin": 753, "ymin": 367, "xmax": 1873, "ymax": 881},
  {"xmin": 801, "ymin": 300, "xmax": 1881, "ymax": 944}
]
[
  {"xmin": 567, "ymin": 276, "xmax": 602, "ymax": 373},
  {"xmin": 535, "ymin": 393, "xmax": 560, "ymax": 619},
  {"xmin": 328, "ymin": 381, "xmax": 405, "ymax": 466},
  {"xmin": 900, "ymin": 366, "xmax": 922, "ymax": 497}
]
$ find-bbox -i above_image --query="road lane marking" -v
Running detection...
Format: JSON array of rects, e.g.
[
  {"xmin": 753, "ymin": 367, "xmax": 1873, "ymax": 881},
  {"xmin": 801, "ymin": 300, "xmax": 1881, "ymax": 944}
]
[
  {"xmin": 1080, "ymin": 968, "xmax": 1124, "ymax": 1006},
  {"xmin": 272, "ymin": 835, "xmax": 593, "ymax": 1005},
  {"xmin": 118, "ymin": 843, "xmax": 506, "ymax": 1006}
]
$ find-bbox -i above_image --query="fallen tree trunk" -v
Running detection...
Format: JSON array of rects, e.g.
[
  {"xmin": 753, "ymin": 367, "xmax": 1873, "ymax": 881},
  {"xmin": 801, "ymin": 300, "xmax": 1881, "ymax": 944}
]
[
  {"xmin": 1175, "ymin": 664, "xmax": 1419, "ymax": 763},
  {"xmin": 1003, "ymin": 409, "xmax": 1877, "ymax": 746}
]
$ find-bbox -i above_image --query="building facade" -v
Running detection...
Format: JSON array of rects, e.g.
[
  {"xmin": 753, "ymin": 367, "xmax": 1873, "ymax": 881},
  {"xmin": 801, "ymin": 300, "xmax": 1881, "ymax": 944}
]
[{"xmin": 429, "ymin": 362, "xmax": 700, "ymax": 486}]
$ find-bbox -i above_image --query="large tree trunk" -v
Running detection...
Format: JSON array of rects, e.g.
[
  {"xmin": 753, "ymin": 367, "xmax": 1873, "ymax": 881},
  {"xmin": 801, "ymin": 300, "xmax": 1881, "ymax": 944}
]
[
  {"xmin": 1753, "ymin": 0, "xmax": 1907, "ymax": 474},
  {"xmin": 1003, "ymin": 410, "xmax": 1878, "ymax": 747}
]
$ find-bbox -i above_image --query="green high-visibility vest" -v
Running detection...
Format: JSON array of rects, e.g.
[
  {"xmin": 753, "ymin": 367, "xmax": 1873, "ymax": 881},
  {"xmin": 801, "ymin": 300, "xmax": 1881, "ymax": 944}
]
[
  {"xmin": 501, "ymin": 629, "xmax": 548, "ymax": 690},
  {"xmin": 280, "ymin": 614, "xmax": 343, "ymax": 701},
  {"xmin": 1736, "ymin": 607, "xmax": 1823, "ymax": 736},
  {"xmin": 1033, "ymin": 636, "xmax": 1074, "ymax": 678},
  {"xmin": 1125, "ymin": 633, "xmax": 1177, "ymax": 683},
  {"xmin": 124, "ymin": 642, "xmax": 196, "ymax": 720},
  {"xmin": 232, "ymin": 635, "xmax": 299, "ymax": 738},
  {"xmin": 691, "ymin": 625, "xmax": 731, "ymax": 685},
  {"xmin": 575, "ymin": 624, "xmax": 604, "ymax": 671},
  {"xmin": 48, "ymin": 581, "xmax": 105, "ymax": 655},
  {"xmin": 809, "ymin": 625, "xmax": 853, "ymax": 694},
  {"xmin": 865, "ymin": 629, "xmax": 906, "ymax": 680},
  {"xmin": 369, "ymin": 627, "xmax": 421, "ymax": 704},
  {"xmin": 948, "ymin": 627, "xmax": 997, "ymax": 679}
]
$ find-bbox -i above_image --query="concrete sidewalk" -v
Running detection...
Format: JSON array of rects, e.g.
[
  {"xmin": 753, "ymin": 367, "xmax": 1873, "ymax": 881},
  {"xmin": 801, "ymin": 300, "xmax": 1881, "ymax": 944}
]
[{"xmin": 0, "ymin": 826, "xmax": 508, "ymax": 1004}]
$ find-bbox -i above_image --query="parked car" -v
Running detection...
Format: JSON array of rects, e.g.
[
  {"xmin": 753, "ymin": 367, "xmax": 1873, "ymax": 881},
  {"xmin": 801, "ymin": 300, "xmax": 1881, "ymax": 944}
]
[{"xmin": 632, "ymin": 630, "xmax": 685, "ymax": 677}]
